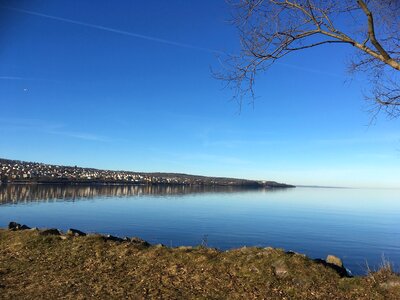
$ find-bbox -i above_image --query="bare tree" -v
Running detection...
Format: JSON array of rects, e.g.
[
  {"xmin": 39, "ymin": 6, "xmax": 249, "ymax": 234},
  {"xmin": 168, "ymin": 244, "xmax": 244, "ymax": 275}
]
[{"xmin": 217, "ymin": 0, "xmax": 400, "ymax": 117}]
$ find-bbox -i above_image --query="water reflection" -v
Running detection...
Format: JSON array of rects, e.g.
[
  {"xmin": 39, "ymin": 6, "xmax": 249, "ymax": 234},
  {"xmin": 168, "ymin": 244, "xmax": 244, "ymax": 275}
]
[
  {"xmin": 0, "ymin": 184, "xmax": 282, "ymax": 204},
  {"xmin": 0, "ymin": 185, "xmax": 398, "ymax": 275}
]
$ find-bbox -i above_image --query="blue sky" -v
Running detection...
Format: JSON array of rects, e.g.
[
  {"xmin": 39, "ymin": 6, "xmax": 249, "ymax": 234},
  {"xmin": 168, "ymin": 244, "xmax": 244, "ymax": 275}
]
[{"xmin": 1, "ymin": 0, "xmax": 399, "ymax": 188}]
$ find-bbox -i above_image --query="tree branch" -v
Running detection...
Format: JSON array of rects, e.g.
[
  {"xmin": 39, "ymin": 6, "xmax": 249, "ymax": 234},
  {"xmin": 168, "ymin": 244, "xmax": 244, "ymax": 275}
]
[
  {"xmin": 357, "ymin": 0, "xmax": 400, "ymax": 70},
  {"xmin": 357, "ymin": 0, "xmax": 390, "ymax": 60}
]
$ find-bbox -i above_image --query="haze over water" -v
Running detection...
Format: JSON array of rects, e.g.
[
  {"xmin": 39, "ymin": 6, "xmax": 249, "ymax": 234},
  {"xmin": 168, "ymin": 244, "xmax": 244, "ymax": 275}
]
[{"xmin": 0, "ymin": 184, "xmax": 399, "ymax": 275}]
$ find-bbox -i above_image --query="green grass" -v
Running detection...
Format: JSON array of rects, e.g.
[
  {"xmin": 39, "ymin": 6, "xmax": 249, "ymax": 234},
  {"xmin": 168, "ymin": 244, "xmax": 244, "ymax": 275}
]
[{"xmin": 0, "ymin": 229, "xmax": 399, "ymax": 299}]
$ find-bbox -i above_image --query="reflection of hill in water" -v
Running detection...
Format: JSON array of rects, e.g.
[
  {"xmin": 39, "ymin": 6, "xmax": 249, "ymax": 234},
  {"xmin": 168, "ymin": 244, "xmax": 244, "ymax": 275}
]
[{"xmin": 0, "ymin": 184, "xmax": 284, "ymax": 205}]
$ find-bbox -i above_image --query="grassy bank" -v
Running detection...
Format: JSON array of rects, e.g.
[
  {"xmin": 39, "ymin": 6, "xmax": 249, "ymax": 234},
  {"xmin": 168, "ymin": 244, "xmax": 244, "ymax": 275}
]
[{"xmin": 0, "ymin": 228, "xmax": 399, "ymax": 299}]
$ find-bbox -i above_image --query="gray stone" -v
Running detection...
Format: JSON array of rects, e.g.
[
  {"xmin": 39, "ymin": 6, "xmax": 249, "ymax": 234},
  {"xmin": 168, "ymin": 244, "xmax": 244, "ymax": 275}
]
[
  {"xmin": 8, "ymin": 222, "xmax": 19, "ymax": 230},
  {"xmin": 130, "ymin": 237, "xmax": 151, "ymax": 246},
  {"xmin": 40, "ymin": 229, "xmax": 62, "ymax": 236},
  {"xmin": 314, "ymin": 258, "xmax": 349, "ymax": 277},
  {"xmin": 104, "ymin": 234, "xmax": 124, "ymax": 242},
  {"xmin": 326, "ymin": 255, "xmax": 343, "ymax": 268},
  {"xmin": 67, "ymin": 228, "xmax": 86, "ymax": 237},
  {"xmin": 8, "ymin": 222, "xmax": 30, "ymax": 231}
]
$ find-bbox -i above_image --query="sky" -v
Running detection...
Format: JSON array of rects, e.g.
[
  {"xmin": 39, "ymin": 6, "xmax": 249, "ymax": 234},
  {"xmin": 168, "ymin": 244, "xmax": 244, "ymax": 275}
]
[{"xmin": 1, "ymin": 0, "xmax": 399, "ymax": 188}]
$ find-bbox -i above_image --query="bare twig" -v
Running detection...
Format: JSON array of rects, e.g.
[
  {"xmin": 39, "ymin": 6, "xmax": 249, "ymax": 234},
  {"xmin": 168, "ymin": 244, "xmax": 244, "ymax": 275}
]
[{"xmin": 216, "ymin": 0, "xmax": 400, "ymax": 117}]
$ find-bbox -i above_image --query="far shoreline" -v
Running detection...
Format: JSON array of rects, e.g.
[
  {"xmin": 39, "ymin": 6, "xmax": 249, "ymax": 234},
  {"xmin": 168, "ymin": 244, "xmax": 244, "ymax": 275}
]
[
  {"xmin": 0, "ymin": 181, "xmax": 296, "ymax": 189},
  {"xmin": 0, "ymin": 157, "xmax": 295, "ymax": 188}
]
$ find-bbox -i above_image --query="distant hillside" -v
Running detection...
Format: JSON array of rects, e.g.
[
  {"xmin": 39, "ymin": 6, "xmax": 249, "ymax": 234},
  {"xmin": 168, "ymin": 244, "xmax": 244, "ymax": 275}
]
[{"xmin": 0, "ymin": 158, "xmax": 295, "ymax": 188}]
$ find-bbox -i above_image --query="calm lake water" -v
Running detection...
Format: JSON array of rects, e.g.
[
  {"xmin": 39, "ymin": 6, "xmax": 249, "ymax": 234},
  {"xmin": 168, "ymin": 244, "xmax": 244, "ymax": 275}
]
[{"xmin": 0, "ymin": 184, "xmax": 399, "ymax": 275}]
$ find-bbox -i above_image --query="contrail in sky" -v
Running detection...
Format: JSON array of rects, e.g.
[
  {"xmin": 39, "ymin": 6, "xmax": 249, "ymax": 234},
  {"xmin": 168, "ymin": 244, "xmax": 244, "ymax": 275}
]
[
  {"xmin": 0, "ymin": 76, "xmax": 60, "ymax": 82},
  {"xmin": 2, "ymin": 6, "xmax": 343, "ymax": 78},
  {"xmin": 0, "ymin": 76, "xmax": 26, "ymax": 80},
  {"xmin": 3, "ymin": 6, "xmax": 226, "ymax": 55}
]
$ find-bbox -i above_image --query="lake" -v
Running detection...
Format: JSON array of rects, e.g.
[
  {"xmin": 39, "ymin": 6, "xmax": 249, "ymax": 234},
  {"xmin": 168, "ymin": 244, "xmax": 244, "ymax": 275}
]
[{"xmin": 0, "ymin": 184, "xmax": 399, "ymax": 275}]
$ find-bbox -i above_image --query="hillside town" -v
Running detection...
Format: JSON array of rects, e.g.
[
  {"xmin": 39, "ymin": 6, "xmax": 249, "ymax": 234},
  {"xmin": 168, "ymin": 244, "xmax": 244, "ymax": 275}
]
[{"xmin": 0, "ymin": 158, "xmax": 294, "ymax": 188}]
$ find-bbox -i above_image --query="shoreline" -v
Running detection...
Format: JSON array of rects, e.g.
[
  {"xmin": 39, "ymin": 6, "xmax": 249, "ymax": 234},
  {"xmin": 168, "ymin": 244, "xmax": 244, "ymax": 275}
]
[
  {"xmin": 1, "ymin": 222, "xmax": 399, "ymax": 299},
  {"xmin": 0, "ymin": 181, "xmax": 296, "ymax": 188},
  {"xmin": 5, "ymin": 221, "xmax": 350, "ymax": 277}
]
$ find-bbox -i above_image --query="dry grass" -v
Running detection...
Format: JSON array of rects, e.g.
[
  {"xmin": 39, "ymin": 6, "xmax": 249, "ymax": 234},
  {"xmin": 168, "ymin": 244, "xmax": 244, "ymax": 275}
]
[{"xmin": 0, "ymin": 229, "xmax": 399, "ymax": 299}]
